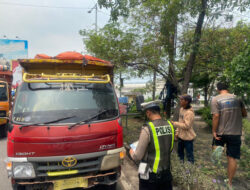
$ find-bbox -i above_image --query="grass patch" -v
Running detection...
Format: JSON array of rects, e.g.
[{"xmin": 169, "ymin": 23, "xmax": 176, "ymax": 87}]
[
  {"xmin": 122, "ymin": 116, "xmax": 143, "ymax": 144},
  {"xmin": 239, "ymin": 119, "xmax": 250, "ymax": 178},
  {"xmin": 195, "ymin": 107, "xmax": 212, "ymax": 127},
  {"xmin": 171, "ymin": 152, "xmax": 226, "ymax": 190},
  {"xmin": 123, "ymin": 116, "xmax": 250, "ymax": 189}
]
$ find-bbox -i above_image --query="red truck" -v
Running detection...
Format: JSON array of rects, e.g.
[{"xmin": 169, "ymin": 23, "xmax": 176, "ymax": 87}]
[
  {"xmin": 0, "ymin": 65, "xmax": 12, "ymax": 137},
  {"xmin": 6, "ymin": 54, "xmax": 124, "ymax": 190}
]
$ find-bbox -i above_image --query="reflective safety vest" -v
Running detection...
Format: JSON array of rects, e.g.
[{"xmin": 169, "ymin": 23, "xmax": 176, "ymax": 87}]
[{"xmin": 146, "ymin": 120, "xmax": 174, "ymax": 174}]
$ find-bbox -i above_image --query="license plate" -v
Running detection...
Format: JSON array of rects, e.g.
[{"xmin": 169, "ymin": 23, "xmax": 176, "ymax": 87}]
[{"xmin": 53, "ymin": 177, "xmax": 88, "ymax": 190}]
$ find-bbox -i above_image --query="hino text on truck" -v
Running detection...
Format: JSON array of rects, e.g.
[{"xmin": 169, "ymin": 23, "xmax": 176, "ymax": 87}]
[{"xmin": 6, "ymin": 52, "xmax": 125, "ymax": 190}]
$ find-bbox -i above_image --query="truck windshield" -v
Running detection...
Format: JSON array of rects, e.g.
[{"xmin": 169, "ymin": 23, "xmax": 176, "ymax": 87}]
[
  {"xmin": 0, "ymin": 83, "xmax": 8, "ymax": 101},
  {"xmin": 12, "ymin": 82, "xmax": 119, "ymax": 124}
]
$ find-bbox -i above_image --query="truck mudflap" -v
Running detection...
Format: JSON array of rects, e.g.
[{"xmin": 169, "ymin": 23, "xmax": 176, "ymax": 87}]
[{"xmin": 15, "ymin": 170, "xmax": 119, "ymax": 190}]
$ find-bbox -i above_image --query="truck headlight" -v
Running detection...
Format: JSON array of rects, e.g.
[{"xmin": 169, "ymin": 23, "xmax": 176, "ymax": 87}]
[
  {"xmin": 13, "ymin": 163, "xmax": 35, "ymax": 179},
  {"xmin": 100, "ymin": 153, "xmax": 121, "ymax": 171},
  {"xmin": 100, "ymin": 148, "xmax": 125, "ymax": 171}
]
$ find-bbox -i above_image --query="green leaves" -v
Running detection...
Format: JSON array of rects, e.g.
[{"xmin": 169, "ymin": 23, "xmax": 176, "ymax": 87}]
[
  {"xmin": 90, "ymin": 0, "xmax": 250, "ymax": 100},
  {"xmin": 185, "ymin": 22, "xmax": 250, "ymax": 87},
  {"xmin": 80, "ymin": 22, "xmax": 137, "ymax": 68},
  {"xmin": 224, "ymin": 44, "xmax": 250, "ymax": 104}
]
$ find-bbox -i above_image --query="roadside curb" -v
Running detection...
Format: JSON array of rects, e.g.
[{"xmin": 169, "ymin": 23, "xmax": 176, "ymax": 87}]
[
  {"xmin": 119, "ymin": 171, "xmax": 134, "ymax": 190},
  {"xmin": 119, "ymin": 157, "xmax": 139, "ymax": 190}
]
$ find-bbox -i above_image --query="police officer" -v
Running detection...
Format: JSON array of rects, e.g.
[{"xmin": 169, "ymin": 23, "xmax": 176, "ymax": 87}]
[{"xmin": 129, "ymin": 102, "xmax": 174, "ymax": 190}]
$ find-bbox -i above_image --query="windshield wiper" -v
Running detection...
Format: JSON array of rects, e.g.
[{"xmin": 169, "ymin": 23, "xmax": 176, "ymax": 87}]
[
  {"xmin": 19, "ymin": 115, "xmax": 76, "ymax": 130},
  {"xmin": 68, "ymin": 109, "xmax": 112, "ymax": 129}
]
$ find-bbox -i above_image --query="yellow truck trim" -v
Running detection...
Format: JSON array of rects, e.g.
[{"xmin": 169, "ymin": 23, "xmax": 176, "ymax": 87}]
[
  {"xmin": 23, "ymin": 73, "xmax": 110, "ymax": 84},
  {"xmin": 47, "ymin": 170, "xmax": 78, "ymax": 177}
]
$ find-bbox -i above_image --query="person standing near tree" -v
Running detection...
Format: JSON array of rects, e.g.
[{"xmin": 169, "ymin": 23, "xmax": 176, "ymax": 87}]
[
  {"xmin": 172, "ymin": 94, "xmax": 196, "ymax": 163},
  {"xmin": 129, "ymin": 102, "xmax": 174, "ymax": 190},
  {"xmin": 211, "ymin": 82, "xmax": 247, "ymax": 189}
]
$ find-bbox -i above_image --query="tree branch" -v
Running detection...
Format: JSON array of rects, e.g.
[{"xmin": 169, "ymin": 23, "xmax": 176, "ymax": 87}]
[
  {"xmin": 125, "ymin": 62, "xmax": 181, "ymax": 90},
  {"xmin": 125, "ymin": 62, "xmax": 168, "ymax": 79}
]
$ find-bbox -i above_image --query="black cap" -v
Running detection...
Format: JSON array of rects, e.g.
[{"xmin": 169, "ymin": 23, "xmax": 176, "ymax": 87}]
[{"xmin": 179, "ymin": 94, "xmax": 192, "ymax": 104}]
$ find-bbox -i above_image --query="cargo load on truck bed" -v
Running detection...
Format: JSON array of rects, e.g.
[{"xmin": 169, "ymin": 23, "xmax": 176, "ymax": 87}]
[{"xmin": 18, "ymin": 55, "xmax": 113, "ymax": 79}]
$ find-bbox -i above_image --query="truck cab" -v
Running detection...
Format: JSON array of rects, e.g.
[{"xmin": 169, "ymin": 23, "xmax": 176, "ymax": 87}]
[
  {"xmin": 7, "ymin": 55, "xmax": 124, "ymax": 190},
  {"xmin": 0, "ymin": 68, "xmax": 12, "ymax": 137}
]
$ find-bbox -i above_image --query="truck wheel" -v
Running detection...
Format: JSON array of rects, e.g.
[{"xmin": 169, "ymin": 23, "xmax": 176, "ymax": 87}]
[
  {"xmin": 12, "ymin": 184, "xmax": 26, "ymax": 190},
  {"xmin": 0, "ymin": 124, "xmax": 7, "ymax": 138},
  {"xmin": 105, "ymin": 183, "xmax": 117, "ymax": 190}
]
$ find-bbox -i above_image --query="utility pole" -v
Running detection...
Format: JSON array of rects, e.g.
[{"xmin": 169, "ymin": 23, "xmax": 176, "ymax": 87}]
[{"xmin": 88, "ymin": 3, "xmax": 98, "ymax": 33}]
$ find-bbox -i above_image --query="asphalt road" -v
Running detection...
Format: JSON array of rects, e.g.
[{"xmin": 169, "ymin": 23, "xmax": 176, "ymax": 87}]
[
  {"xmin": 0, "ymin": 137, "xmax": 11, "ymax": 189},
  {"xmin": 0, "ymin": 138, "xmax": 123, "ymax": 190}
]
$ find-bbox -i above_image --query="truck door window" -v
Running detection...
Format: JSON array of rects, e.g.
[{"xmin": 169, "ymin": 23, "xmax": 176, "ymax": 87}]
[{"xmin": 0, "ymin": 83, "xmax": 8, "ymax": 101}]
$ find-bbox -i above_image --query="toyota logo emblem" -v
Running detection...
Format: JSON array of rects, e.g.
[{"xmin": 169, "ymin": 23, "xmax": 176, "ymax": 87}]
[{"xmin": 62, "ymin": 156, "xmax": 77, "ymax": 168}]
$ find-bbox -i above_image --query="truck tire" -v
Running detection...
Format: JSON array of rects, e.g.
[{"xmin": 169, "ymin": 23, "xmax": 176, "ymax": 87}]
[
  {"xmin": 0, "ymin": 124, "xmax": 7, "ymax": 138},
  {"xmin": 12, "ymin": 184, "xmax": 26, "ymax": 190},
  {"xmin": 105, "ymin": 183, "xmax": 117, "ymax": 190}
]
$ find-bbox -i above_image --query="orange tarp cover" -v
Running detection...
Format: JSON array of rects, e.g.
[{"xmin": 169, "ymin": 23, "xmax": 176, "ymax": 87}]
[
  {"xmin": 56, "ymin": 51, "xmax": 84, "ymax": 60},
  {"xmin": 34, "ymin": 51, "xmax": 110, "ymax": 64},
  {"xmin": 35, "ymin": 54, "xmax": 52, "ymax": 59},
  {"xmin": 84, "ymin": 55, "xmax": 110, "ymax": 64}
]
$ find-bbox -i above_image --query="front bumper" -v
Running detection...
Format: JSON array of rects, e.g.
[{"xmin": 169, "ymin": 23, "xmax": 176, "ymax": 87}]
[
  {"xmin": 7, "ymin": 147, "xmax": 125, "ymax": 187},
  {"xmin": 13, "ymin": 170, "xmax": 120, "ymax": 189}
]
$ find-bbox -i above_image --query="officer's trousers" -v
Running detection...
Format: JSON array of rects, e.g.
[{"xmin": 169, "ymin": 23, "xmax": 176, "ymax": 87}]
[{"xmin": 139, "ymin": 170, "xmax": 172, "ymax": 190}]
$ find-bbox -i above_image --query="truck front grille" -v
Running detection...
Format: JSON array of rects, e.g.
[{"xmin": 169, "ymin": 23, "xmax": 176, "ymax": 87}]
[{"xmin": 33, "ymin": 155, "xmax": 103, "ymax": 177}]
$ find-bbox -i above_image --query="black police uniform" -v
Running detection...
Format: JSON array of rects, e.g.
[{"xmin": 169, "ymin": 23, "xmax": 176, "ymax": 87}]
[{"xmin": 139, "ymin": 118, "xmax": 174, "ymax": 190}]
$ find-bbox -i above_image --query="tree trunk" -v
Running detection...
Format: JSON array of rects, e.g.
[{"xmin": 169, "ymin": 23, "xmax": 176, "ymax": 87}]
[
  {"xmin": 181, "ymin": 0, "xmax": 208, "ymax": 95},
  {"xmin": 204, "ymin": 85, "xmax": 208, "ymax": 107},
  {"xmin": 152, "ymin": 70, "xmax": 156, "ymax": 100},
  {"xmin": 165, "ymin": 21, "xmax": 177, "ymax": 120},
  {"xmin": 173, "ymin": 102, "xmax": 181, "ymax": 121},
  {"xmin": 166, "ymin": 98, "xmax": 172, "ymax": 119},
  {"xmin": 173, "ymin": 0, "xmax": 207, "ymax": 121},
  {"xmin": 119, "ymin": 71, "xmax": 122, "ymax": 97},
  {"xmin": 208, "ymin": 80, "xmax": 215, "ymax": 102}
]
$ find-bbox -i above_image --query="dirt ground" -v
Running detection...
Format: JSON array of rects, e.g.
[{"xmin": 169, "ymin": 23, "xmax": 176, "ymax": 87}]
[
  {"xmin": 193, "ymin": 120, "xmax": 250, "ymax": 190},
  {"xmin": 122, "ymin": 115, "xmax": 250, "ymax": 190}
]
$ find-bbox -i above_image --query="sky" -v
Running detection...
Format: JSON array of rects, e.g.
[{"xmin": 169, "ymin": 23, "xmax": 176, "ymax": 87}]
[
  {"xmin": 0, "ymin": 0, "xmax": 249, "ymax": 84},
  {"xmin": 0, "ymin": 0, "xmax": 110, "ymax": 58},
  {"xmin": 0, "ymin": 0, "xmax": 150, "ymax": 84}
]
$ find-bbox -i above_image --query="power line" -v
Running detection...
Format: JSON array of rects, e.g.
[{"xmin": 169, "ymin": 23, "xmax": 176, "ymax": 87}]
[{"xmin": 0, "ymin": 2, "xmax": 91, "ymax": 10}]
